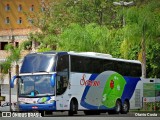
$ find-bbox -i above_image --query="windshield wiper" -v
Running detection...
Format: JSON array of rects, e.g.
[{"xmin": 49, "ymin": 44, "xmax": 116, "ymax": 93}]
[
  {"xmin": 36, "ymin": 93, "xmax": 53, "ymax": 96},
  {"xmin": 36, "ymin": 71, "xmax": 49, "ymax": 73},
  {"xmin": 21, "ymin": 90, "xmax": 39, "ymax": 96}
]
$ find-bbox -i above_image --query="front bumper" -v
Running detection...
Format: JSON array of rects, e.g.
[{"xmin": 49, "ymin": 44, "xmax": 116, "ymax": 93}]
[{"xmin": 19, "ymin": 102, "xmax": 56, "ymax": 111}]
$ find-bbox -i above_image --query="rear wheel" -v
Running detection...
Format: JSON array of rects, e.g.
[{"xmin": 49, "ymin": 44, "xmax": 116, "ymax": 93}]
[
  {"xmin": 121, "ymin": 100, "xmax": 129, "ymax": 114},
  {"xmin": 108, "ymin": 100, "xmax": 121, "ymax": 114},
  {"xmin": 68, "ymin": 100, "xmax": 78, "ymax": 116},
  {"xmin": 84, "ymin": 110, "xmax": 91, "ymax": 115}
]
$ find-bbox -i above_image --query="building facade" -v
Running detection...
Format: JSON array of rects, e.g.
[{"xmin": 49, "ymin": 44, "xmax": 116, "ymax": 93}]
[
  {"xmin": 0, "ymin": 0, "xmax": 46, "ymax": 52},
  {"xmin": 0, "ymin": 0, "xmax": 48, "ymax": 106},
  {"xmin": 0, "ymin": 0, "xmax": 45, "ymax": 30}
]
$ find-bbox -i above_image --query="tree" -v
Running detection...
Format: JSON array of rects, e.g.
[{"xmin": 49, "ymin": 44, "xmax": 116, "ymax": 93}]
[
  {"xmin": 57, "ymin": 23, "xmax": 113, "ymax": 53},
  {"xmin": 118, "ymin": 0, "xmax": 160, "ymax": 78},
  {"xmin": 66, "ymin": 0, "xmax": 117, "ymax": 27},
  {"xmin": 26, "ymin": 0, "xmax": 160, "ymax": 78},
  {"xmin": 27, "ymin": 0, "xmax": 73, "ymax": 52},
  {"xmin": 146, "ymin": 42, "xmax": 160, "ymax": 78},
  {"xmin": 0, "ymin": 43, "xmax": 24, "ymax": 111},
  {"xmin": 0, "ymin": 44, "xmax": 23, "ymax": 76},
  {"xmin": 1, "ymin": 43, "xmax": 23, "ymax": 75},
  {"xmin": 27, "ymin": 0, "xmax": 119, "ymax": 52}
]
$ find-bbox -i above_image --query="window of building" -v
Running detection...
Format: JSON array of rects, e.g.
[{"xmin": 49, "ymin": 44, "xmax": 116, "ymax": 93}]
[
  {"xmin": 30, "ymin": 5, "xmax": 34, "ymax": 11},
  {"xmin": 41, "ymin": 7, "xmax": 45, "ymax": 12},
  {"xmin": 17, "ymin": 17, "xmax": 22, "ymax": 24},
  {"xmin": 5, "ymin": 4, "xmax": 10, "ymax": 11},
  {"xmin": 0, "ymin": 42, "xmax": 8, "ymax": 50},
  {"xmin": 5, "ymin": 17, "xmax": 10, "ymax": 24},
  {"xmin": 15, "ymin": 42, "xmax": 19, "ymax": 48},
  {"xmin": 18, "ymin": 4, "xmax": 22, "ymax": 11},
  {"xmin": 28, "ymin": 18, "xmax": 33, "ymax": 24}
]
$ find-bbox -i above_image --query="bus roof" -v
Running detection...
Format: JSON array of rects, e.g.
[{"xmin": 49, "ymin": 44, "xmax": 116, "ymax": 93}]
[
  {"xmin": 30, "ymin": 51, "xmax": 141, "ymax": 64},
  {"xmin": 68, "ymin": 51, "xmax": 141, "ymax": 64}
]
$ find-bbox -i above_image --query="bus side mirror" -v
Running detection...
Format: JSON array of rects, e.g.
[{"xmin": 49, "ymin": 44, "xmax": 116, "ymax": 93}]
[
  {"xmin": 10, "ymin": 75, "xmax": 19, "ymax": 88},
  {"xmin": 50, "ymin": 74, "xmax": 56, "ymax": 87}
]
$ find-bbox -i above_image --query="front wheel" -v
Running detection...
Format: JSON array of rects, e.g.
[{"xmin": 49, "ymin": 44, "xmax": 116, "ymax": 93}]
[
  {"xmin": 68, "ymin": 100, "xmax": 78, "ymax": 116},
  {"xmin": 39, "ymin": 111, "xmax": 45, "ymax": 117}
]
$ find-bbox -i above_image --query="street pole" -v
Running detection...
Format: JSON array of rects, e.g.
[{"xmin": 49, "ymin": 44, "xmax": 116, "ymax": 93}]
[
  {"xmin": 9, "ymin": 68, "xmax": 11, "ymax": 112},
  {"xmin": 113, "ymin": 1, "xmax": 134, "ymax": 27},
  {"xmin": 141, "ymin": 23, "xmax": 146, "ymax": 78},
  {"xmin": 16, "ymin": 64, "xmax": 19, "ymax": 111}
]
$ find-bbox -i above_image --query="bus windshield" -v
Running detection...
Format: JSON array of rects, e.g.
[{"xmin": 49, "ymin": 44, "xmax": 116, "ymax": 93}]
[
  {"xmin": 20, "ymin": 54, "xmax": 55, "ymax": 73},
  {"xmin": 18, "ymin": 74, "xmax": 55, "ymax": 97}
]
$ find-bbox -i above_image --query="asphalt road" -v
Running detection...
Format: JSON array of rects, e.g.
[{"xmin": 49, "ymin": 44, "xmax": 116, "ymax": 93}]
[
  {"xmin": 44, "ymin": 111, "xmax": 134, "ymax": 117},
  {"xmin": 1, "ymin": 111, "xmax": 160, "ymax": 120}
]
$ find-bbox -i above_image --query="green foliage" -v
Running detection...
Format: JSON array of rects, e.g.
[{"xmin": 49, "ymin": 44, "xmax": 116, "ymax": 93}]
[
  {"xmin": 28, "ymin": 0, "xmax": 160, "ymax": 78},
  {"xmin": 147, "ymin": 42, "xmax": 160, "ymax": 78},
  {"xmin": 65, "ymin": 0, "xmax": 116, "ymax": 27},
  {"xmin": 0, "ymin": 60, "xmax": 11, "ymax": 74},
  {"xmin": 37, "ymin": 48, "xmax": 52, "ymax": 52},
  {"xmin": 120, "ymin": 0, "xmax": 160, "ymax": 77},
  {"xmin": 57, "ymin": 23, "xmax": 114, "ymax": 53},
  {"xmin": 23, "ymin": 40, "xmax": 32, "ymax": 50},
  {"xmin": 27, "ymin": 0, "xmax": 69, "ymax": 51},
  {"xmin": 5, "ymin": 44, "xmax": 22, "ymax": 64},
  {"xmin": 0, "ymin": 44, "xmax": 23, "ymax": 75}
]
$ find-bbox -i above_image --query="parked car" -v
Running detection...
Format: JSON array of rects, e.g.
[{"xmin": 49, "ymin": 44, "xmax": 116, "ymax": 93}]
[{"xmin": 0, "ymin": 102, "xmax": 17, "ymax": 112}]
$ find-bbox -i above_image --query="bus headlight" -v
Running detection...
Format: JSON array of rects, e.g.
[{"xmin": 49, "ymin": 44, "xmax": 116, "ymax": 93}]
[
  {"xmin": 44, "ymin": 100, "xmax": 54, "ymax": 104},
  {"xmin": 19, "ymin": 101, "xmax": 26, "ymax": 104},
  {"xmin": 44, "ymin": 101, "xmax": 49, "ymax": 104},
  {"xmin": 50, "ymin": 100, "xmax": 54, "ymax": 103}
]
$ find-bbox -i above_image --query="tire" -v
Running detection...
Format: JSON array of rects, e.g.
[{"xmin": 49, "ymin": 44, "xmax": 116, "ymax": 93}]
[
  {"xmin": 108, "ymin": 100, "xmax": 121, "ymax": 114},
  {"xmin": 68, "ymin": 100, "xmax": 78, "ymax": 116},
  {"xmin": 39, "ymin": 111, "xmax": 45, "ymax": 117},
  {"xmin": 121, "ymin": 101, "xmax": 129, "ymax": 114},
  {"xmin": 45, "ymin": 111, "xmax": 53, "ymax": 115},
  {"xmin": 84, "ymin": 110, "xmax": 100, "ymax": 115},
  {"xmin": 84, "ymin": 110, "xmax": 91, "ymax": 115},
  {"xmin": 115, "ymin": 100, "xmax": 121, "ymax": 114}
]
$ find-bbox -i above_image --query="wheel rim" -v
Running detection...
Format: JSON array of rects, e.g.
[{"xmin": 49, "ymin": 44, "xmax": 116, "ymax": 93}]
[
  {"xmin": 71, "ymin": 101, "xmax": 77, "ymax": 112},
  {"xmin": 73, "ymin": 103, "xmax": 76, "ymax": 111},
  {"xmin": 116, "ymin": 101, "xmax": 121, "ymax": 112},
  {"xmin": 123, "ymin": 102, "xmax": 128, "ymax": 112}
]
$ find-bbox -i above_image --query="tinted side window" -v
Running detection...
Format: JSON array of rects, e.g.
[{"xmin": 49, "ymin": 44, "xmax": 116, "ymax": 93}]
[
  {"xmin": 57, "ymin": 55, "xmax": 69, "ymax": 72},
  {"xmin": 130, "ymin": 63, "xmax": 142, "ymax": 77},
  {"xmin": 91, "ymin": 58, "xmax": 102, "ymax": 74},
  {"xmin": 116, "ymin": 62, "xmax": 142, "ymax": 77},
  {"xmin": 71, "ymin": 56, "xmax": 103, "ymax": 74},
  {"xmin": 71, "ymin": 55, "xmax": 141, "ymax": 77},
  {"xmin": 56, "ymin": 55, "xmax": 69, "ymax": 95},
  {"xmin": 71, "ymin": 55, "xmax": 83, "ymax": 73},
  {"xmin": 103, "ymin": 60, "xmax": 141, "ymax": 77},
  {"xmin": 114, "ymin": 61, "xmax": 123, "ymax": 75},
  {"xmin": 103, "ymin": 60, "xmax": 114, "ymax": 71}
]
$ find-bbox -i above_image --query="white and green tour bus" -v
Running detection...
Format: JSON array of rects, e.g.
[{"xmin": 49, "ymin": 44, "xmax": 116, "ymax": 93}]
[{"xmin": 11, "ymin": 51, "xmax": 142, "ymax": 116}]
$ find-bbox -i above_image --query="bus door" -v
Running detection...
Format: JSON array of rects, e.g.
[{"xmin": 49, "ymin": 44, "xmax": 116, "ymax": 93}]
[
  {"xmin": 56, "ymin": 73, "xmax": 69, "ymax": 110},
  {"xmin": 56, "ymin": 75, "xmax": 64, "ymax": 110},
  {"xmin": 55, "ymin": 54, "xmax": 69, "ymax": 110}
]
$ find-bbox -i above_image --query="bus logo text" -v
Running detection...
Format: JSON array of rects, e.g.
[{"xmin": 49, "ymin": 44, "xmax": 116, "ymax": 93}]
[{"xmin": 80, "ymin": 74, "xmax": 100, "ymax": 86}]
